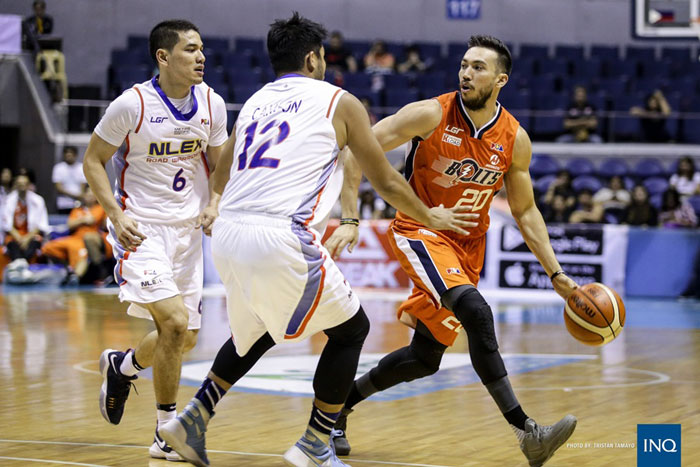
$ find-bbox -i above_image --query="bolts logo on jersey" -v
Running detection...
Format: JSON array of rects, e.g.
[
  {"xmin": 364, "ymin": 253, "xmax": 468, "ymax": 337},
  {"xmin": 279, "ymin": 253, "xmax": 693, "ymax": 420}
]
[
  {"xmin": 490, "ymin": 154, "xmax": 500, "ymax": 165},
  {"xmin": 148, "ymin": 139, "xmax": 203, "ymax": 157},
  {"xmin": 431, "ymin": 155, "xmax": 504, "ymax": 188}
]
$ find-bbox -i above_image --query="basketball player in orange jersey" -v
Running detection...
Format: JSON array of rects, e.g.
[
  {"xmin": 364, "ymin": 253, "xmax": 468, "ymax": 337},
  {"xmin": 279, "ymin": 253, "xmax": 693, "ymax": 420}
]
[{"xmin": 326, "ymin": 35, "xmax": 579, "ymax": 466}]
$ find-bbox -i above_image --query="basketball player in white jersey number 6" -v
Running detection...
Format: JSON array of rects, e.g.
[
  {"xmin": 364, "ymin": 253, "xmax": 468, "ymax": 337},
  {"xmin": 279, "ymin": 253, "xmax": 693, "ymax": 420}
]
[
  {"xmin": 83, "ymin": 20, "xmax": 228, "ymax": 461},
  {"xmin": 157, "ymin": 12, "xmax": 479, "ymax": 467}
]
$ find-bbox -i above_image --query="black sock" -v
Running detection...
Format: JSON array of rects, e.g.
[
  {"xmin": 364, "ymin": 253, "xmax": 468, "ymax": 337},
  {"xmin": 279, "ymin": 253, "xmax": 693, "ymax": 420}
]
[
  {"xmin": 504, "ymin": 405, "xmax": 529, "ymax": 430},
  {"xmin": 194, "ymin": 377, "xmax": 226, "ymax": 416}
]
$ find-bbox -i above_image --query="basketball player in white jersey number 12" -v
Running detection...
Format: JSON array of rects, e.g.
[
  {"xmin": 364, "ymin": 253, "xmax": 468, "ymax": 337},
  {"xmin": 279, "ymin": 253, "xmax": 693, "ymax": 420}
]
[
  {"xmin": 82, "ymin": 20, "xmax": 228, "ymax": 461},
  {"xmin": 158, "ymin": 12, "xmax": 478, "ymax": 467}
]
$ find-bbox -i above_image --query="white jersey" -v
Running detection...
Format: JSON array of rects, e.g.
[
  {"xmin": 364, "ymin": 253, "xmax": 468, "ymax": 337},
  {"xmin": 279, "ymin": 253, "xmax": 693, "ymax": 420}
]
[
  {"xmin": 219, "ymin": 75, "xmax": 346, "ymax": 229},
  {"xmin": 95, "ymin": 77, "xmax": 228, "ymax": 223}
]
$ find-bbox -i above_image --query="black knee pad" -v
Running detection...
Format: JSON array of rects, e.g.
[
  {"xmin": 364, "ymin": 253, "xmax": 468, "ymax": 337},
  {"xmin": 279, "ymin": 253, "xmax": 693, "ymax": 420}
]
[
  {"xmin": 446, "ymin": 285, "xmax": 498, "ymax": 353},
  {"xmin": 408, "ymin": 330, "xmax": 446, "ymax": 376},
  {"xmin": 325, "ymin": 306, "xmax": 370, "ymax": 347}
]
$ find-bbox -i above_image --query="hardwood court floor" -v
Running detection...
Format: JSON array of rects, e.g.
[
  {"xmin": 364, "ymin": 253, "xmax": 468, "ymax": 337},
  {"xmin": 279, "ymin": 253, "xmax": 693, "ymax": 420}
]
[{"xmin": 0, "ymin": 286, "xmax": 698, "ymax": 466}]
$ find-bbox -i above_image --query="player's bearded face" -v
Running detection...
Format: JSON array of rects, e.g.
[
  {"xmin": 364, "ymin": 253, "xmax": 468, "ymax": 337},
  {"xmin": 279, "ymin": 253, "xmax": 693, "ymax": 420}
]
[
  {"xmin": 461, "ymin": 83, "xmax": 495, "ymax": 110},
  {"xmin": 458, "ymin": 47, "xmax": 499, "ymax": 111}
]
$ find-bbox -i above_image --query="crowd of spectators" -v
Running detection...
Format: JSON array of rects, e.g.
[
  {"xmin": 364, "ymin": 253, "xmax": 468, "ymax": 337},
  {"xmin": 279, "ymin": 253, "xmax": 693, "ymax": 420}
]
[
  {"xmin": 0, "ymin": 148, "xmax": 114, "ymax": 286},
  {"xmin": 535, "ymin": 156, "xmax": 698, "ymax": 228}
]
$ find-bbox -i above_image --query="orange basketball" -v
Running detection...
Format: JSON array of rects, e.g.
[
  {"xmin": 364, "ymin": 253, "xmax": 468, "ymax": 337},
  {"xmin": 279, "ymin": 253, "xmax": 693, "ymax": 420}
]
[{"xmin": 564, "ymin": 282, "xmax": 626, "ymax": 346}]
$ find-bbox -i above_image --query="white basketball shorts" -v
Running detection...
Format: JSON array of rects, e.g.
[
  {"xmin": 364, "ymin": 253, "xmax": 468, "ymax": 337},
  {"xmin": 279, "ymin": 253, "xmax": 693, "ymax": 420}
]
[
  {"xmin": 107, "ymin": 218, "xmax": 203, "ymax": 329},
  {"xmin": 211, "ymin": 212, "xmax": 360, "ymax": 356}
]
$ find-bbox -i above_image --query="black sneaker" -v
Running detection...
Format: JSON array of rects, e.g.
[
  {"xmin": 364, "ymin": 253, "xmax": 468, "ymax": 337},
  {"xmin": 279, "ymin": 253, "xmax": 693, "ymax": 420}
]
[
  {"xmin": 330, "ymin": 407, "xmax": 353, "ymax": 456},
  {"xmin": 98, "ymin": 349, "xmax": 137, "ymax": 424}
]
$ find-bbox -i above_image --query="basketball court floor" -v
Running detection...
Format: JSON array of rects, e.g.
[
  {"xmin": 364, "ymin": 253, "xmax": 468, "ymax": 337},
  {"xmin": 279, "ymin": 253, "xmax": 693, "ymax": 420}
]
[{"xmin": 0, "ymin": 284, "xmax": 698, "ymax": 466}]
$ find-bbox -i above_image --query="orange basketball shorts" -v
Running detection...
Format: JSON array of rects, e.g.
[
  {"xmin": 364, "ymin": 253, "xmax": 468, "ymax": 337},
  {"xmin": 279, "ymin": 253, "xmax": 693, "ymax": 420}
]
[{"xmin": 387, "ymin": 220, "xmax": 486, "ymax": 346}]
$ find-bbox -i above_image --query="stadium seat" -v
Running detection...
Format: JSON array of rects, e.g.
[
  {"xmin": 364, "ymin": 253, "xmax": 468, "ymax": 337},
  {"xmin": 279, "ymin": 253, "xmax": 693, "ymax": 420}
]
[
  {"xmin": 565, "ymin": 157, "xmax": 596, "ymax": 176},
  {"xmin": 539, "ymin": 58, "xmax": 569, "ymax": 77},
  {"xmin": 633, "ymin": 158, "xmax": 666, "ymax": 179},
  {"xmin": 604, "ymin": 59, "xmax": 639, "ymax": 79},
  {"xmin": 598, "ymin": 158, "xmax": 629, "ymax": 178},
  {"xmin": 227, "ymin": 68, "xmax": 262, "ymax": 86},
  {"xmin": 687, "ymin": 195, "xmax": 700, "ymax": 217},
  {"xmin": 590, "ymin": 45, "xmax": 620, "ymax": 61},
  {"xmin": 596, "ymin": 77, "xmax": 629, "ymax": 96},
  {"xmin": 113, "ymin": 66, "xmax": 150, "ymax": 87},
  {"xmin": 661, "ymin": 47, "xmax": 691, "ymax": 62},
  {"xmin": 625, "ymin": 46, "xmax": 656, "ymax": 62},
  {"xmin": 447, "ymin": 42, "xmax": 466, "ymax": 58},
  {"xmin": 650, "ymin": 193, "xmax": 663, "ymax": 210},
  {"xmin": 415, "ymin": 71, "xmax": 447, "ymax": 90},
  {"xmin": 235, "ymin": 38, "xmax": 265, "ymax": 56},
  {"xmin": 520, "ymin": 44, "xmax": 549, "ymax": 60},
  {"xmin": 345, "ymin": 40, "xmax": 372, "ymax": 61},
  {"xmin": 534, "ymin": 174, "xmax": 557, "ymax": 194},
  {"xmin": 232, "ymin": 84, "xmax": 261, "ymax": 103},
  {"xmin": 385, "ymin": 88, "xmax": 419, "ymax": 107},
  {"xmin": 571, "ymin": 58, "xmax": 602, "ymax": 83},
  {"xmin": 111, "ymin": 49, "xmax": 147, "ymax": 67},
  {"xmin": 529, "ymin": 154, "xmax": 560, "ymax": 177},
  {"xmin": 126, "ymin": 35, "xmax": 149, "ymax": 52},
  {"xmin": 202, "ymin": 37, "xmax": 230, "ymax": 55},
  {"xmin": 554, "ymin": 44, "xmax": 584, "ymax": 61},
  {"xmin": 222, "ymin": 52, "xmax": 253, "ymax": 70},
  {"xmin": 572, "ymin": 175, "xmax": 602, "ymax": 193},
  {"xmin": 415, "ymin": 42, "xmax": 442, "ymax": 62},
  {"xmin": 343, "ymin": 72, "xmax": 372, "ymax": 89},
  {"xmin": 383, "ymin": 73, "xmax": 411, "ymax": 89},
  {"xmin": 643, "ymin": 177, "xmax": 670, "ymax": 196}
]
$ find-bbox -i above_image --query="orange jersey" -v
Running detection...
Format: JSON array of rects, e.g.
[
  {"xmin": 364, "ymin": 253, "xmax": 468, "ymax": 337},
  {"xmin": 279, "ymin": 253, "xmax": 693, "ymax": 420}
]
[
  {"xmin": 69, "ymin": 204, "xmax": 107, "ymax": 238},
  {"xmin": 396, "ymin": 91, "xmax": 520, "ymax": 239}
]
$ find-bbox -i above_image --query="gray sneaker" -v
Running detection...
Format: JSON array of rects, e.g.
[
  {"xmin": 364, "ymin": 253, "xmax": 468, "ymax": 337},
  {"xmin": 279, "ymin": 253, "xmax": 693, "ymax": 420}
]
[
  {"xmin": 159, "ymin": 399, "xmax": 213, "ymax": 467},
  {"xmin": 330, "ymin": 408, "xmax": 353, "ymax": 456},
  {"xmin": 520, "ymin": 415, "xmax": 577, "ymax": 466},
  {"xmin": 284, "ymin": 429, "xmax": 351, "ymax": 467}
]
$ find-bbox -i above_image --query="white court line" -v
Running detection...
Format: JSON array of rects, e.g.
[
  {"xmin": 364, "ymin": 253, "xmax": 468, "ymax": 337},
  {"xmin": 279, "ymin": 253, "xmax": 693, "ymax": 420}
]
[
  {"xmin": 0, "ymin": 456, "xmax": 107, "ymax": 467},
  {"xmin": 445, "ymin": 365, "xmax": 670, "ymax": 392},
  {"xmin": 72, "ymin": 360, "xmax": 100, "ymax": 376},
  {"xmin": 0, "ymin": 439, "xmax": 458, "ymax": 467}
]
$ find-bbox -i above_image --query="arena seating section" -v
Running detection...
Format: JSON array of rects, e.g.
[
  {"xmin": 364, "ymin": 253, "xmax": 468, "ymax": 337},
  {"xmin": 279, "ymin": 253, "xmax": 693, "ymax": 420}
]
[
  {"xmin": 108, "ymin": 36, "xmax": 700, "ymax": 144},
  {"xmin": 106, "ymin": 37, "xmax": 700, "ymax": 220}
]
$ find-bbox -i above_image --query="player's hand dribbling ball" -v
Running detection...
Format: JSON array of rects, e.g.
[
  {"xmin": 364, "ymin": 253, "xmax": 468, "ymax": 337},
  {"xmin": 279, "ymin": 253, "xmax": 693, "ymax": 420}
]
[{"xmin": 564, "ymin": 282, "xmax": 625, "ymax": 346}]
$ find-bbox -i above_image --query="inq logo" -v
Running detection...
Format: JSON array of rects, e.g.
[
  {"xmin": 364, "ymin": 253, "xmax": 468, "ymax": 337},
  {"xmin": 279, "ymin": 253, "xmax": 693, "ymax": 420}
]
[
  {"xmin": 637, "ymin": 424, "xmax": 681, "ymax": 467},
  {"xmin": 643, "ymin": 438, "xmax": 678, "ymax": 453}
]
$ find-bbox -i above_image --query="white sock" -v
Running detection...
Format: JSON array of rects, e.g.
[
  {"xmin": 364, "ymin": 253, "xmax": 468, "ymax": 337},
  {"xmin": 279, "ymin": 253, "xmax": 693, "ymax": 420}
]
[
  {"xmin": 119, "ymin": 350, "xmax": 140, "ymax": 377},
  {"xmin": 157, "ymin": 409, "xmax": 176, "ymax": 428}
]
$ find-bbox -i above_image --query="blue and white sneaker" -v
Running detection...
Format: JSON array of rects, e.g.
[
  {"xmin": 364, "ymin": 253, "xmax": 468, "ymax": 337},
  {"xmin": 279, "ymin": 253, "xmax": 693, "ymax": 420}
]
[
  {"xmin": 149, "ymin": 426, "xmax": 185, "ymax": 462},
  {"xmin": 160, "ymin": 399, "xmax": 213, "ymax": 467},
  {"xmin": 283, "ymin": 429, "xmax": 351, "ymax": 467},
  {"xmin": 98, "ymin": 349, "xmax": 137, "ymax": 425}
]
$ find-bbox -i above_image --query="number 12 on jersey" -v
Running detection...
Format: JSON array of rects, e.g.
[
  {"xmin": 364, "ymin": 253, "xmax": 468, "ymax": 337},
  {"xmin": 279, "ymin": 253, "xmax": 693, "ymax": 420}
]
[{"xmin": 237, "ymin": 120, "xmax": 290, "ymax": 171}]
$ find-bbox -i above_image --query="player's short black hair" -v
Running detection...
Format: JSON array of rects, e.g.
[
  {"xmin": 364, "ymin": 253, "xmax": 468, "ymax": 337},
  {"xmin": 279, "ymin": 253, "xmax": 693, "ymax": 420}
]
[
  {"xmin": 467, "ymin": 35, "xmax": 512, "ymax": 76},
  {"xmin": 149, "ymin": 19, "xmax": 200, "ymax": 64},
  {"xmin": 267, "ymin": 12, "xmax": 327, "ymax": 75}
]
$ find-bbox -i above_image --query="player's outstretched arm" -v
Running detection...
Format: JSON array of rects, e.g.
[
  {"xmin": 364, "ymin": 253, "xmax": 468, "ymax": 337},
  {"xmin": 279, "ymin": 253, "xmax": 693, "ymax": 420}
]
[
  {"xmin": 324, "ymin": 148, "xmax": 361, "ymax": 259},
  {"xmin": 197, "ymin": 130, "xmax": 236, "ymax": 235},
  {"xmin": 83, "ymin": 132, "xmax": 146, "ymax": 251},
  {"xmin": 334, "ymin": 93, "xmax": 478, "ymax": 235},
  {"xmin": 372, "ymin": 98, "xmax": 442, "ymax": 151},
  {"xmin": 505, "ymin": 127, "xmax": 578, "ymax": 299}
]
